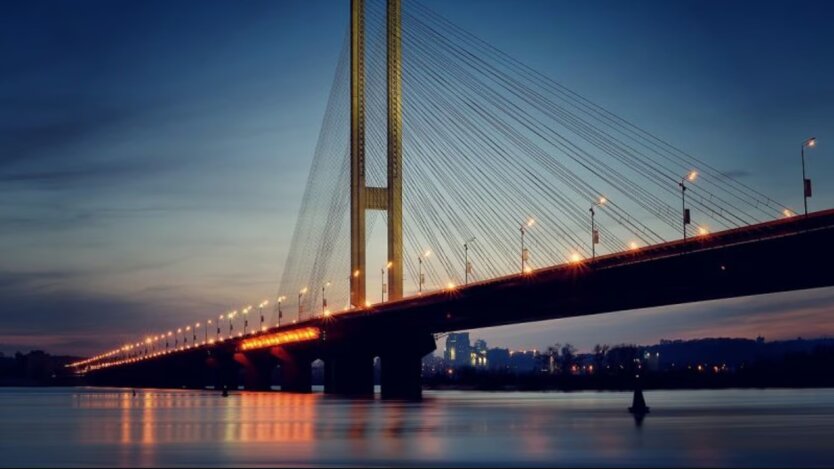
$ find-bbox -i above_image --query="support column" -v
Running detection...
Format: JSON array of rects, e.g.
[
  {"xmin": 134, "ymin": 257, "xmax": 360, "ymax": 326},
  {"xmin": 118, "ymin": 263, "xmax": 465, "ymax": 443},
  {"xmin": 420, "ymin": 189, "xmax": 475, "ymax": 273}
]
[
  {"xmin": 387, "ymin": 0, "xmax": 403, "ymax": 301},
  {"xmin": 235, "ymin": 351, "xmax": 277, "ymax": 391},
  {"xmin": 272, "ymin": 348, "xmax": 314, "ymax": 393},
  {"xmin": 350, "ymin": 0, "xmax": 367, "ymax": 308},
  {"xmin": 324, "ymin": 352, "xmax": 375, "ymax": 397},
  {"xmin": 209, "ymin": 352, "xmax": 240, "ymax": 392},
  {"xmin": 380, "ymin": 333, "xmax": 436, "ymax": 400}
]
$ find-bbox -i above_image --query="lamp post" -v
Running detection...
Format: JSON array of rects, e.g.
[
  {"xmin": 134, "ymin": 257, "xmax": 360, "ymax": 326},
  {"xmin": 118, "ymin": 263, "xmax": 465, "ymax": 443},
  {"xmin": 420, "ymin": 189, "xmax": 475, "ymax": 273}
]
[
  {"xmin": 679, "ymin": 171, "xmax": 697, "ymax": 242},
  {"xmin": 258, "ymin": 300, "xmax": 268, "ymax": 331},
  {"xmin": 176, "ymin": 328, "xmax": 181, "ymax": 349},
  {"xmin": 590, "ymin": 196, "xmax": 606, "ymax": 260},
  {"xmin": 802, "ymin": 137, "xmax": 816, "ymax": 216},
  {"xmin": 321, "ymin": 282, "xmax": 330, "ymax": 315},
  {"xmin": 194, "ymin": 323, "xmax": 200, "ymax": 345},
  {"xmin": 298, "ymin": 288, "xmax": 308, "ymax": 321},
  {"xmin": 217, "ymin": 314, "xmax": 223, "ymax": 340},
  {"xmin": 276, "ymin": 296, "xmax": 286, "ymax": 327},
  {"xmin": 228, "ymin": 311, "xmax": 236, "ymax": 337},
  {"xmin": 350, "ymin": 269, "xmax": 360, "ymax": 308},
  {"xmin": 242, "ymin": 306, "xmax": 251, "ymax": 335},
  {"xmin": 520, "ymin": 218, "xmax": 535, "ymax": 274},
  {"xmin": 382, "ymin": 262, "xmax": 392, "ymax": 302},
  {"xmin": 206, "ymin": 320, "xmax": 211, "ymax": 343},
  {"xmin": 418, "ymin": 250, "xmax": 431, "ymax": 293},
  {"xmin": 464, "ymin": 238, "xmax": 475, "ymax": 285}
]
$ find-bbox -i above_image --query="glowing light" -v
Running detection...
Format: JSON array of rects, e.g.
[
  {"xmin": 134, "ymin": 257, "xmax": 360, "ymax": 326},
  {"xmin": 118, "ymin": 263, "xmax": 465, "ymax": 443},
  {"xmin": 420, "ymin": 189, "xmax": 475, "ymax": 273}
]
[
  {"xmin": 687, "ymin": 170, "xmax": 698, "ymax": 182},
  {"xmin": 386, "ymin": 261, "xmax": 393, "ymax": 269},
  {"xmin": 526, "ymin": 218, "xmax": 535, "ymax": 227},
  {"xmin": 523, "ymin": 266, "xmax": 533, "ymax": 274},
  {"xmin": 365, "ymin": 300, "xmax": 371, "ymax": 307},
  {"xmin": 323, "ymin": 309, "xmax": 331, "ymax": 317},
  {"xmin": 300, "ymin": 287, "xmax": 308, "ymax": 294},
  {"xmin": 353, "ymin": 270, "xmax": 360, "ymax": 278},
  {"xmin": 806, "ymin": 137, "xmax": 816, "ymax": 148},
  {"xmin": 629, "ymin": 241, "xmax": 639, "ymax": 251},
  {"xmin": 446, "ymin": 282, "xmax": 456, "ymax": 290},
  {"xmin": 698, "ymin": 226, "xmax": 709, "ymax": 236},
  {"xmin": 783, "ymin": 209, "xmax": 795, "ymax": 218},
  {"xmin": 423, "ymin": 249, "xmax": 432, "ymax": 258},
  {"xmin": 598, "ymin": 196, "xmax": 607, "ymax": 205},
  {"xmin": 570, "ymin": 252, "xmax": 583, "ymax": 264}
]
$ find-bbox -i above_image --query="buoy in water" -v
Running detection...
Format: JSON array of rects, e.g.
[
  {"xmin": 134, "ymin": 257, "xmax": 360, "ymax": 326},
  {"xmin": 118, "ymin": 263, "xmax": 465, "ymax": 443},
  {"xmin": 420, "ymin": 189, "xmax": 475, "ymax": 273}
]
[{"xmin": 628, "ymin": 388, "xmax": 650, "ymax": 414}]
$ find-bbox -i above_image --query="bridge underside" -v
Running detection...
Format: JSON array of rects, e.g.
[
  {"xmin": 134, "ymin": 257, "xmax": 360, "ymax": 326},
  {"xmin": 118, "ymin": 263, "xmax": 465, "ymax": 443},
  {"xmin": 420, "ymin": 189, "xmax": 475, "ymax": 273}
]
[{"xmin": 350, "ymin": 209, "xmax": 834, "ymax": 335}]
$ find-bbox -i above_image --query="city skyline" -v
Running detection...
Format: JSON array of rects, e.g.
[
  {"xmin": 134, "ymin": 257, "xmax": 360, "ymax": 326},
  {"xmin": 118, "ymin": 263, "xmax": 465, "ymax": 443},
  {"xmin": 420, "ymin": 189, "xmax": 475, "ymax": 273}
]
[{"xmin": 2, "ymin": 0, "xmax": 834, "ymax": 357}]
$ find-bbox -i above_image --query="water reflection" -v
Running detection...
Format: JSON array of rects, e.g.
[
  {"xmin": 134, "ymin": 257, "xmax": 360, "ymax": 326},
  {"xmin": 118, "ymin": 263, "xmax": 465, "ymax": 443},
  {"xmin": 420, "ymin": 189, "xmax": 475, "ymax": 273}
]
[{"xmin": 2, "ymin": 387, "xmax": 834, "ymax": 467}]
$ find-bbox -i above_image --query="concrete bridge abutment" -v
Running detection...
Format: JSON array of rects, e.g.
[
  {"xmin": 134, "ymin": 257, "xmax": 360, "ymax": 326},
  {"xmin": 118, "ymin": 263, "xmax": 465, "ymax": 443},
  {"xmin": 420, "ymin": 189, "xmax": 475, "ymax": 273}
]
[{"xmin": 378, "ymin": 333, "xmax": 436, "ymax": 400}]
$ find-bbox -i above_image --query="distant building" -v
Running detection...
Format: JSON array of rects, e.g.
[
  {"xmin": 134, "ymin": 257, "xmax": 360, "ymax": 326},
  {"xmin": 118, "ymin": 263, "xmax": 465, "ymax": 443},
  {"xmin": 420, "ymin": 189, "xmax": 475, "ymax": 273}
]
[
  {"xmin": 508, "ymin": 349, "xmax": 540, "ymax": 373},
  {"xmin": 470, "ymin": 339, "xmax": 488, "ymax": 368},
  {"xmin": 445, "ymin": 332, "xmax": 471, "ymax": 367},
  {"xmin": 486, "ymin": 348, "xmax": 510, "ymax": 371}
]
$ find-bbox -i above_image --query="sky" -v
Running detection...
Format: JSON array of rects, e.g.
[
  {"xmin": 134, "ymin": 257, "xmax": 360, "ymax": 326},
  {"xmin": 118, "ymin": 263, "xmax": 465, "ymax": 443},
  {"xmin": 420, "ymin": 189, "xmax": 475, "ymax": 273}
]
[{"xmin": 1, "ymin": 0, "xmax": 834, "ymax": 356}]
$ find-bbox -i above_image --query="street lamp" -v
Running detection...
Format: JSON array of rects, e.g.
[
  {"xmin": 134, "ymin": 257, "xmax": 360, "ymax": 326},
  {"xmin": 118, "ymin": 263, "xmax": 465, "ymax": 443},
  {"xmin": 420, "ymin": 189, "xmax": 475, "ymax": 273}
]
[
  {"xmin": 298, "ymin": 288, "xmax": 308, "ymax": 321},
  {"xmin": 350, "ymin": 269, "xmax": 360, "ymax": 308},
  {"xmin": 276, "ymin": 296, "xmax": 286, "ymax": 327},
  {"xmin": 679, "ymin": 171, "xmax": 697, "ymax": 242},
  {"xmin": 258, "ymin": 300, "xmax": 268, "ymax": 331},
  {"xmin": 176, "ymin": 328, "xmax": 181, "ymax": 349},
  {"xmin": 206, "ymin": 320, "xmax": 211, "ymax": 343},
  {"xmin": 194, "ymin": 323, "xmax": 200, "ymax": 345},
  {"xmin": 418, "ymin": 250, "xmax": 431, "ymax": 293},
  {"xmin": 217, "ymin": 314, "xmax": 223, "ymax": 340},
  {"xmin": 590, "ymin": 196, "xmax": 606, "ymax": 260},
  {"xmin": 242, "ymin": 306, "xmax": 252, "ymax": 335},
  {"xmin": 185, "ymin": 326, "xmax": 191, "ymax": 347},
  {"xmin": 382, "ymin": 262, "xmax": 392, "ymax": 302},
  {"xmin": 464, "ymin": 238, "xmax": 475, "ymax": 285},
  {"xmin": 520, "ymin": 218, "xmax": 535, "ymax": 274},
  {"xmin": 321, "ymin": 282, "xmax": 330, "ymax": 315},
  {"xmin": 802, "ymin": 137, "xmax": 816, "ymax": 216},
  {"xmin": 228, "ymin": 311, "xmax": 236, "ymax": 337}
]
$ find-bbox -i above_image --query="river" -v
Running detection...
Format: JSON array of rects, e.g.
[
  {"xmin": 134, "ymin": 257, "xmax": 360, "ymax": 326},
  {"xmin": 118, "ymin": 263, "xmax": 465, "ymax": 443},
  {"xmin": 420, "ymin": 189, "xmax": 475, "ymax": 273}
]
[{"xmin": 1, "ymin": 387, "xmax": 832, "ymax": 467}]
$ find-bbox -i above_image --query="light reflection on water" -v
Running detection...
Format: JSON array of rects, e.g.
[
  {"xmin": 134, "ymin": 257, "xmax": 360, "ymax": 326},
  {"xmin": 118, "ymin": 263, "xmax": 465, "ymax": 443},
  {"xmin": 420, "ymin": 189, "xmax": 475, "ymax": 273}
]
[{"xmin": 1, "ymin": 387, "xmax": 833, "ymax": 467}]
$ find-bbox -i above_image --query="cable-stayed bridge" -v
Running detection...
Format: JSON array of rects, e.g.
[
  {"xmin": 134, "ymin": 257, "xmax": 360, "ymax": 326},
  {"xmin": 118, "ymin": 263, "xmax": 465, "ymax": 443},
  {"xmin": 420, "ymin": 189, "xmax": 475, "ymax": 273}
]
[{"xmin": 72, "ymin": 0, "xmax": 834, "ymax": 399}]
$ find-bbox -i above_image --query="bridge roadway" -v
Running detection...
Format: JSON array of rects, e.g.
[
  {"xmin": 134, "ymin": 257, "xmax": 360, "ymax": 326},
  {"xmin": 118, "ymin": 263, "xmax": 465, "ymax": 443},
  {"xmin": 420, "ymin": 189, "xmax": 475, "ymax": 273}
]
[{"xmin": 85, "ymin": 209, "xmax": 834, "ymax": 399}]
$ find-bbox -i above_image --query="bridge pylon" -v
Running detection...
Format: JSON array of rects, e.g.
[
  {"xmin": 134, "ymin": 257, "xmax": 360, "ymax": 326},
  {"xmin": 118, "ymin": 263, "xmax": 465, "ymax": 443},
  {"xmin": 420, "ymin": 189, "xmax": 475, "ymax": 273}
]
[{"xmin": 351, "ymin": 0, "xmax": 403, "ymax": 307}]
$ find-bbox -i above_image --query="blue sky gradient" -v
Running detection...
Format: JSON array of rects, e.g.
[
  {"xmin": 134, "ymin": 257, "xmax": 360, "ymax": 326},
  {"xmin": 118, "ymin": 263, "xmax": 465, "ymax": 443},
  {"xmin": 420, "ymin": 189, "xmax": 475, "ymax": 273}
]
[{"xmin": 1, "ymin": 0, "xmax": 833, "ymax": 355}]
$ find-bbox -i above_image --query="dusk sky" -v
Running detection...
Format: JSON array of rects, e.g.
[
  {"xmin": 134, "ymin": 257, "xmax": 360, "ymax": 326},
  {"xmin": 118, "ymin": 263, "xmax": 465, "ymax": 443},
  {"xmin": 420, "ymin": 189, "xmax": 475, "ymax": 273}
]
[{"xmin": 2, "ymin": 0, "xmax": 834, "ymax": 357}]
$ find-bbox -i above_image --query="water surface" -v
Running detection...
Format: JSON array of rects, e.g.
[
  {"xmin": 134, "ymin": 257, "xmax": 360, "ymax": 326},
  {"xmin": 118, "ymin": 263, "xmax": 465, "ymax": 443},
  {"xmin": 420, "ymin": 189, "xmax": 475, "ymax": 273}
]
[{"xmin": 1, "ymin": 387, "xmax": 832, "ymax": 467}]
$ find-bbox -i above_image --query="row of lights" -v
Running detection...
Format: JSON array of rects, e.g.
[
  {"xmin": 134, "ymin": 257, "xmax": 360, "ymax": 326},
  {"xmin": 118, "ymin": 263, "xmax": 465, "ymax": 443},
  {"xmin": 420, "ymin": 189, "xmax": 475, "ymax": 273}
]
[
  {"xmin": 69, "ymin": 299, "xmax": 279, "ymax": 370},
  {"xmin": 75, "ymin": 145, "xmax": 817, "ymax": 370}
]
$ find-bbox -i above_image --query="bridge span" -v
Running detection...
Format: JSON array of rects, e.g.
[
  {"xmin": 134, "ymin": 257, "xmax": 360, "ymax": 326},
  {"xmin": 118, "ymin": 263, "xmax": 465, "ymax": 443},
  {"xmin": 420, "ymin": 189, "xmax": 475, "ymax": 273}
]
[{"xmin": 79, "ymin": 209, "xmax": 834, "ymax": 399}]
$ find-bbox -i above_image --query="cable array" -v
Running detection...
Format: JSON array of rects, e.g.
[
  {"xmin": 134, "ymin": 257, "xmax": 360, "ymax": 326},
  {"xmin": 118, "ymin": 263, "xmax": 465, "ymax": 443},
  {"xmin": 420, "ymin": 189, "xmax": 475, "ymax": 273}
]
[{"xmin": 275, "ymin": 0, "xmax": 792, "ymax": 322}]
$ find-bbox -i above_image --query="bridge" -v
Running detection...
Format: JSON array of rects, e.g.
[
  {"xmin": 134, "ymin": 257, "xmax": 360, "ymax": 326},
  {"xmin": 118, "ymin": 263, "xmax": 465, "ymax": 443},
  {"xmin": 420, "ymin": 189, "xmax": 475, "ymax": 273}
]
[{"xmin": 71, "ymin": 0, "xmax": 832, "ymax": 399}]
